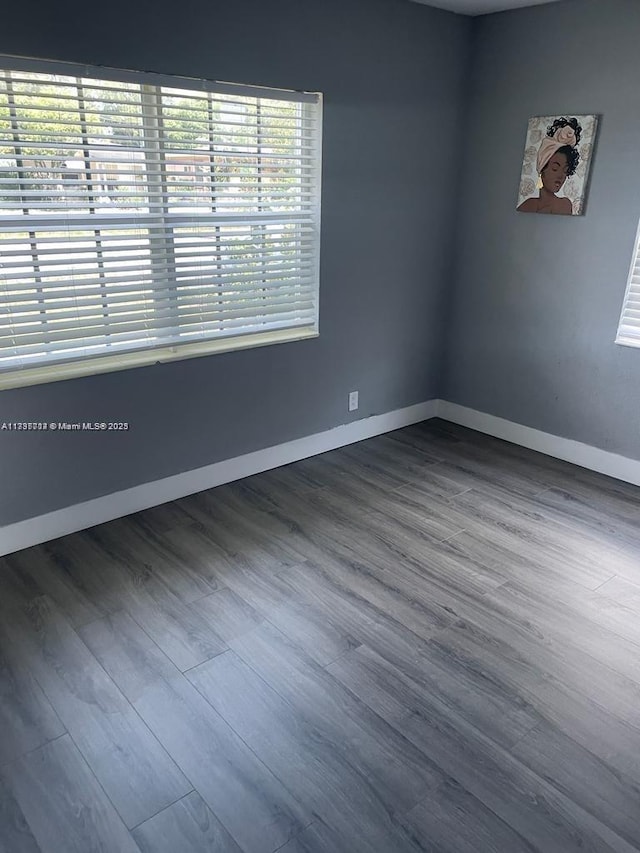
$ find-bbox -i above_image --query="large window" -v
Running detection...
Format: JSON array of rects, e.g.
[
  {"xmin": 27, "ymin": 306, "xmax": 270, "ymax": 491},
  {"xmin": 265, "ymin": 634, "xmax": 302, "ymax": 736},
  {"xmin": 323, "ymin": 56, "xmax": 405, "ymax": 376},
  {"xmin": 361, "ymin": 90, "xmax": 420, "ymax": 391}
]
[
  {"xmin": 616, "ymin": 220, "xmax": 640, "ymax": 348},
  {"xmin": 0, "ymin": 58, "xmax": 322, "ymax": 388}
]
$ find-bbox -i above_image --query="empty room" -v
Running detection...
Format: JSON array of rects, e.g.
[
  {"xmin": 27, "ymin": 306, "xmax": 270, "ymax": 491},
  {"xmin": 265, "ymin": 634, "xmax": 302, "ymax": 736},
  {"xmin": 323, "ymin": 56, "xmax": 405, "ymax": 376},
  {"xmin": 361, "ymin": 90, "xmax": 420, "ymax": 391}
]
[{"xmin": 1, "ymin": 0, "xmax": 639, "ymax": 850}]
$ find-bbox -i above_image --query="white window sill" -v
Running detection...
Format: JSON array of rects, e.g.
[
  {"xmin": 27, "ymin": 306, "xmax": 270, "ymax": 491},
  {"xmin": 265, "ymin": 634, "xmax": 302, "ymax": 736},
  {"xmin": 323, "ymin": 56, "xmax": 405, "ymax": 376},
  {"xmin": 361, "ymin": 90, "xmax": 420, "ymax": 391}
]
[
  {"xmin": 615, "ymin": 335, "xmax": 640, "ymax": 350},
  {"xmin": 0, "ymin": 327, "xmax": 318, "ymax": 391}
]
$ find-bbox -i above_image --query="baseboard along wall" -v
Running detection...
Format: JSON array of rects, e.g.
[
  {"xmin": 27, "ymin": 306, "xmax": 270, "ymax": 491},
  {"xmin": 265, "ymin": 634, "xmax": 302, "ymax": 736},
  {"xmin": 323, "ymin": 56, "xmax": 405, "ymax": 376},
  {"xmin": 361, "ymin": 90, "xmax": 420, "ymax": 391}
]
[
  {"xmin": 0, "ymin": 399, "xmax": 438, "ymax": 557},
  {"xmin": 2, "ymin": 397, "xmax": 639, "ymax": 557},
  {"xmin": 439, "ymin": 400, "xmax": 640, "ymax": 489}
]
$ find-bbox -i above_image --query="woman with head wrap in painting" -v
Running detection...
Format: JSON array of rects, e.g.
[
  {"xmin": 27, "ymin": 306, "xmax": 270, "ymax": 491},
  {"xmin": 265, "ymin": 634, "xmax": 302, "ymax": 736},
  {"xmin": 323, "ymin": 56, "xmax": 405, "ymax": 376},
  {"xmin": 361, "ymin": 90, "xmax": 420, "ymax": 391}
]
[{"xmin": 518, "ymin": 117, "xmax": 582, "ymax": 215}]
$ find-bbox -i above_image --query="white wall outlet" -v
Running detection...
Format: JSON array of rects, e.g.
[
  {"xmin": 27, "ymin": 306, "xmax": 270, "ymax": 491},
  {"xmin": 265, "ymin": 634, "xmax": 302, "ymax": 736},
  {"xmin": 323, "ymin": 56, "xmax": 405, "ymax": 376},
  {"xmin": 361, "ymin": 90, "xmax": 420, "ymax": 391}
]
[{"xmin": 348, "ymin": 390, "xmax": 359, "ymax": 412}]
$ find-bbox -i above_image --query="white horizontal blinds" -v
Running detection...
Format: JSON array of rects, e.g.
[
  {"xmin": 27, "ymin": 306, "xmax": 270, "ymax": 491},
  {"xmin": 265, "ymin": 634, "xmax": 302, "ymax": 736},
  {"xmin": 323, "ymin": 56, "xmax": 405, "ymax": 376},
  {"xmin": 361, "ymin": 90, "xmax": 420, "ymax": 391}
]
[
  {"xmin": 0, "ymin": 65, "xmax": 321, "ymax": 371},
  {"xmin": 617, "ymin": 226, "xmax": 640, "ymax": 346}
]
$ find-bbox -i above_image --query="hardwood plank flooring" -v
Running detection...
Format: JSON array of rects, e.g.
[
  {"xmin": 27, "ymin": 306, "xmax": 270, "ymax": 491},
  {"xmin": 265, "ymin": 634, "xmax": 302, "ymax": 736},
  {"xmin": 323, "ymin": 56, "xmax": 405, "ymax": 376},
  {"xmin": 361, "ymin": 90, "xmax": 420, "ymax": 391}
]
[
  {"xmin": 0, "ymin": 621, "xmax": 65, "ymax": 766},
  {"xmin": 0, "ymin": 775, "xmax": 41, "ymax": 853},
  {"xmin": 79, "ymin": 610, "xmax": 308, "ymax": 853},
  {"xmin": 187, "ymin": 647, "xmax": 437, "ymax": 846},
  {"xmin": 1, "ymin": 418, "xmax": 640, "ymax": 851},
  {"xmin": 0, "ymin": 595, "xmax": 192, "ymax": 829},
  {"xmin": 399, "ymin": 777, "xmax": 539, "ymax": 853},
  {"xmin": 132, "ymin": 791, "xmax": 243, "ymax": 853},
  {"xmin": 1, "ymin": 735, "xmax": 140, "ymax": 853}
]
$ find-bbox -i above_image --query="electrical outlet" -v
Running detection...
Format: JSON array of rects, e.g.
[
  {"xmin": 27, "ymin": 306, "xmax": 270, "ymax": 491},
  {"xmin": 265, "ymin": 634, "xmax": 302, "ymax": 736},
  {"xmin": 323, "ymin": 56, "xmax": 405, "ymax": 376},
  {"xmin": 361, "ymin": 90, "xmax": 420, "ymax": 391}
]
[{"xmin": 348, "ymin": 390, "xmax": 359, "ymax": 412}]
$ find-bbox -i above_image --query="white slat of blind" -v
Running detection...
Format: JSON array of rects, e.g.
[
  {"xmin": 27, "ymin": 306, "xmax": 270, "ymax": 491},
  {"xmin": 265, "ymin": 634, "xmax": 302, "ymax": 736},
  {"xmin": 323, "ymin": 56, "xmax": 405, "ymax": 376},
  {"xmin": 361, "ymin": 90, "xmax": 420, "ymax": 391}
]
[
  {"xmin": 0, "ymin": 60, "xmax": 321, "ymax": 376},
  {"xmin": 616, "ymin": 222, "xmax": 640, "ymax": 347}
]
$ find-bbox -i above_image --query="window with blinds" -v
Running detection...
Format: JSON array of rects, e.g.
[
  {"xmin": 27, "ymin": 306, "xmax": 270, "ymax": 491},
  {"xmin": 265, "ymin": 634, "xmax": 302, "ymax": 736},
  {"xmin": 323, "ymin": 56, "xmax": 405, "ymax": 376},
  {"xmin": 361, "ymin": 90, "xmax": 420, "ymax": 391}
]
[
  {"xmin": 0, "ymin": 58, "xmax": 322, "ymax": 388},
  {"xmin": 617, "ymin": 221, "xmax": 640, "ymax": 348}
]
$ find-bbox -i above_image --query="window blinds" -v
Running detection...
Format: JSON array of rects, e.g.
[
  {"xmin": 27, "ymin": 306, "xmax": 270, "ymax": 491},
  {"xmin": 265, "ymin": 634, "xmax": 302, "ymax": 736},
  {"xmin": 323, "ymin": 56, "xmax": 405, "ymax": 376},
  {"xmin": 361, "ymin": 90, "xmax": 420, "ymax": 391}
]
[
  {"xmin": 617, "ymin": 223, "xmax": 640, "ymax": 347},
  {"xmin": 0, "ymin": 60, "xmax": 322, "ymax": 384}
]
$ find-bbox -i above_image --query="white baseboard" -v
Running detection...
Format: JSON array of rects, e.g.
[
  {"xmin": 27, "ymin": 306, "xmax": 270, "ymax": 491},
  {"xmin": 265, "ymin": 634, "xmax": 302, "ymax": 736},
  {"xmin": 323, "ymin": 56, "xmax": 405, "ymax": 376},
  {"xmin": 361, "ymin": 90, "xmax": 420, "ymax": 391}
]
[
  {"xmin": 0, "ymin": 399, "xmax": 438, "ymax": 557},
  {"xmin": 4, "ymin": 397, "xmax": 639, "ymax": 558},
  {"xmin": 438, "ymin": 400, "xmax": 640, "ymax": 488}
]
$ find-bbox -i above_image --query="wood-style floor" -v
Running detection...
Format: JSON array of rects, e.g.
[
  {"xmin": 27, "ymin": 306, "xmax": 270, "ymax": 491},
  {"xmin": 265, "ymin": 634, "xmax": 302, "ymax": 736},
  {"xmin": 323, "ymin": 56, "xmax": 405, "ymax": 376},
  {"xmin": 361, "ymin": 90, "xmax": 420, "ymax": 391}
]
[{"xmin": 1, "ymin": 418, "xmax": 640, "ymax": 853}]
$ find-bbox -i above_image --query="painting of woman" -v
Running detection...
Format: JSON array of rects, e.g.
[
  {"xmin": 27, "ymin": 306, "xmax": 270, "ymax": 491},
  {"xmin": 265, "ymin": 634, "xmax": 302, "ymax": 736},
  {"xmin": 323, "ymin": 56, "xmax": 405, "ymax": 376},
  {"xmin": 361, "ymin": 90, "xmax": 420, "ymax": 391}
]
[{"xmin": 516, "ymin": 115, "xmax": 598, "ymax": 216}]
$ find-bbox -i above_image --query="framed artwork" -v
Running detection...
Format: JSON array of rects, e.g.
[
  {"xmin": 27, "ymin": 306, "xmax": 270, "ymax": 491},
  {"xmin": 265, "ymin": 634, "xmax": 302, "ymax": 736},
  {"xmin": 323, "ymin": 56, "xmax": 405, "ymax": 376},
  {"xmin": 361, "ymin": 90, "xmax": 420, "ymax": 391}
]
[{"xmin": 516, "ymin": 115, "xmax": 598, "ymax": 216}]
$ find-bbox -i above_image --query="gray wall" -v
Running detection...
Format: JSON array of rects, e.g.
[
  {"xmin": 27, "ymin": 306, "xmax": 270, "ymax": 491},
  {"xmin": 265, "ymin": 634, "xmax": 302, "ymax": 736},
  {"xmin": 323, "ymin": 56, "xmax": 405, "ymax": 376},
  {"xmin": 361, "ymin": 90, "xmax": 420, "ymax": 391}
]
[
  {"xmin": 0, "ymin": 0, "xmax": 471, "ymax": 526},
  {"xmin": 444, "ymin": 0, "xmax": 640, "ymax": 460}
]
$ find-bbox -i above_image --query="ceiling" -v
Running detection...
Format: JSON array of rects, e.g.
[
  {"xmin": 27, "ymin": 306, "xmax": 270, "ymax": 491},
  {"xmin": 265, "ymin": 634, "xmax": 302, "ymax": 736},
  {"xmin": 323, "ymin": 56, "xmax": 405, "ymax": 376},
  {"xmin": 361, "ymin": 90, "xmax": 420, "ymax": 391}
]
[{"xmin": 410, "ymin": 0, "xmax": 564, "ymax": 15}]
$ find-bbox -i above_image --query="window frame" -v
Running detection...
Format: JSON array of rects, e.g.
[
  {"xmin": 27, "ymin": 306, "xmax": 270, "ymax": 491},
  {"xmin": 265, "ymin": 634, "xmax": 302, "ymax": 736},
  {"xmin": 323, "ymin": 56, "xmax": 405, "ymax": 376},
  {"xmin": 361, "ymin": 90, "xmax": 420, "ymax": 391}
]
[
  {"xmin": 616, "ymin": 216, "xmax": 640, "ymax": 350},
  {"xmin": 0, "ymin": 55, "xmax": 322, "ymax": 390}
]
